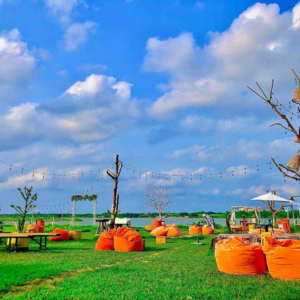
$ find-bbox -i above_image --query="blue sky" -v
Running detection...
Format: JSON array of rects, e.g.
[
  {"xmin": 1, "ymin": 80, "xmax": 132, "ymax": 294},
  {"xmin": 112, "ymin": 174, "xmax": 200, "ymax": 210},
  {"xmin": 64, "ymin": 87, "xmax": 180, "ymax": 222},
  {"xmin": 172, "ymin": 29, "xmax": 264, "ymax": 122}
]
[{"xmin": 1, "ymin": 0, "xmax": 300, "ymax": 215}]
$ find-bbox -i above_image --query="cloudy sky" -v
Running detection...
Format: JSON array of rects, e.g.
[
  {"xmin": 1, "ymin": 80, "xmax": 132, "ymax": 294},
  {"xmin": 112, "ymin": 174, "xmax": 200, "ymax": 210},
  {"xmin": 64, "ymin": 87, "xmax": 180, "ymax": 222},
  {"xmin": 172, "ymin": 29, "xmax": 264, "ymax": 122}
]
[{"xmin": 1, "ymin": 0, "xmax": 300, "ymax": 215}]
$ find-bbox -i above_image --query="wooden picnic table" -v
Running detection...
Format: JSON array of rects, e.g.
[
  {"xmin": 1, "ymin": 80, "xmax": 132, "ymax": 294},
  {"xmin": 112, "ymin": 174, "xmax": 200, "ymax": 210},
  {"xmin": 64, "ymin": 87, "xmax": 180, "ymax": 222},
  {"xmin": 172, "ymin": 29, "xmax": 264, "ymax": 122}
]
[{"xmin": 0, "ymin": 233, "xmax": 61, "ymax": 252}]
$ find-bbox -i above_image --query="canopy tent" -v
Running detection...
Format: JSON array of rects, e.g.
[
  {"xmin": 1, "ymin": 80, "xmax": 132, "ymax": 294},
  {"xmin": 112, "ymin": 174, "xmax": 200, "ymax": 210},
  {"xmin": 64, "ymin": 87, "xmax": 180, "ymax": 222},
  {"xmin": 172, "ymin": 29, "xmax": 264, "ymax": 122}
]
[{"xmin": 229, "ymin": 206, "xmax": 262, "ymax": 226}]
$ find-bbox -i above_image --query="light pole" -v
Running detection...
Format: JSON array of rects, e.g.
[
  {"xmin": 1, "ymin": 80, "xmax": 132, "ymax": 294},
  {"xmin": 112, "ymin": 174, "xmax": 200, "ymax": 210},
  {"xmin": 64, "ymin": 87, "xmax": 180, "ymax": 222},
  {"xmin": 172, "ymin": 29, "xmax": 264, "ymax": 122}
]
[
  {"xmin": 62, "ymin": 211, "xmax": 68, "ymax": 224},
  {"xmin": 31, "ymin": 210, "xmax": 40, "ymax": 224}
]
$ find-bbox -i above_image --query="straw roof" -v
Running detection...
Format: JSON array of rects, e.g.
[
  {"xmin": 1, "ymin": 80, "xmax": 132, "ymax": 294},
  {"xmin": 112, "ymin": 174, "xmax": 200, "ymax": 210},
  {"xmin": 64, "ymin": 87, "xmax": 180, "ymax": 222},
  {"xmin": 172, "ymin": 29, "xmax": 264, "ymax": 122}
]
[{"xmin": 286, "ymin": 154, "xmax": 300, "ymax": 172}]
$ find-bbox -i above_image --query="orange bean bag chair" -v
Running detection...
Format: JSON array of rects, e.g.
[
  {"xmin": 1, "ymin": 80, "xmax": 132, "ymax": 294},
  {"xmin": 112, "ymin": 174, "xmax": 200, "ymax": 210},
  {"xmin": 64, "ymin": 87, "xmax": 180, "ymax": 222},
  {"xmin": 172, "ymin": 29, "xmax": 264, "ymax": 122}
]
[
  {"xmin": 167, "ymin": 223, "xmax": 178, "ymax": 228},
  {"xmin": 202, "ymin": 225, "xmax": 215, "ymax": 235},
  {"xmin": 95, "ymin": 229, "xmax": 116, "ymax": 251},
  {"xmin": 189, "ymin": 225, "xmax": 202, "ymax": 235},
  {"xmin": 26, "ymin": 224, "xmax": 40, "ymax": 233},
  {"xmin": 241, "ymin": 225, "xmax": 249, "ymax": 232},
  {"xmin": 114, "ymin": 228, "xmax": 143, "ymax": 252},
  {"xmin": 215, "ymin": 236, "xmax": 267, "ymax": 275},
  {"xmin": 145, "ymin": 225, "xmax": 154, "ymax": 231},
  {"xmin": 152, "ymin": 220, "xmax": 162, "ymax": 228},
  {"xmin": 262, "ymin": 237, "xmax": 300, "ymax": 280},
  {"xmin": 277, "ymin": 219, "xmax": 290, "ymax": 233},
  {"xmin": 167, "ymin": 226, "xmax": 182, "ymax": 237},
  {"xmin": 49, "ymin": 228, "xmax": 70, "ymax": 241},
  {"xmin": 151, "ymin": 226, "xmax": 169, "ymax": 237}
]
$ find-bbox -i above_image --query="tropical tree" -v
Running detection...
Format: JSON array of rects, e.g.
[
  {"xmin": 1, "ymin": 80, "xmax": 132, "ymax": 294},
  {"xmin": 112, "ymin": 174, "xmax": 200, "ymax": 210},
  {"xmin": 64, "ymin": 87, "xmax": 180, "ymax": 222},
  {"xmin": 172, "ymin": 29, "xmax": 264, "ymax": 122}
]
[{"xmin": 11, "ymin": 186, "xmax": 37, "ymax": 232}]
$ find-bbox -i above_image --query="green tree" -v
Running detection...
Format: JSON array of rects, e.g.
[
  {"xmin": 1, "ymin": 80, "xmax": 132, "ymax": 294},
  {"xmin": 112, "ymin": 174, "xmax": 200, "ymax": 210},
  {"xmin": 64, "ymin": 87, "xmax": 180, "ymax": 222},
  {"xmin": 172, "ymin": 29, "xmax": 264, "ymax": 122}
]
[{"xmin": 11, "ymin": 186, "xmax": 37, "ymax": 232}]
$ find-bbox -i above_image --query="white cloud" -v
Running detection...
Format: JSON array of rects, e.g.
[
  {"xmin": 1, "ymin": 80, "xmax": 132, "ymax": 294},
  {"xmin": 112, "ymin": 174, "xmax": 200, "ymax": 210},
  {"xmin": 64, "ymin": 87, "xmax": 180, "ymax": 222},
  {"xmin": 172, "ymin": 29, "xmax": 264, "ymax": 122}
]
[
  {"xmin": 292, "ymin": 2, "xmax": 300, "ymax": 29},
  {"xmin": 45, "ymin": 0, "xmax": 86, "ymax": 24},
  {"xmin": 63, "ymin": 21, "xmax": 97, "ymax": 51},
  {"xmin": 0, "ymin": 74, "xmax": 140, "ymax": 145},
  {"xmin": 144, "ymin": 2, "xmax": 300, "ymax": 118},
  {"xmin": 0, "ymin": 29, "xmax": 35, "ymax": 102}
]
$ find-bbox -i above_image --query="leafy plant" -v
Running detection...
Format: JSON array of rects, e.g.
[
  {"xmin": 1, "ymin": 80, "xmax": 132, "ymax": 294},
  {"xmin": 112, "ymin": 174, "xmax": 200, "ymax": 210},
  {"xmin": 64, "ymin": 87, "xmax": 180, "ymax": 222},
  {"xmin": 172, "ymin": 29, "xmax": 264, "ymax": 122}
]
[{"xmin": 10, "ymin": 186, "xmax": 37, "ymax": 232}]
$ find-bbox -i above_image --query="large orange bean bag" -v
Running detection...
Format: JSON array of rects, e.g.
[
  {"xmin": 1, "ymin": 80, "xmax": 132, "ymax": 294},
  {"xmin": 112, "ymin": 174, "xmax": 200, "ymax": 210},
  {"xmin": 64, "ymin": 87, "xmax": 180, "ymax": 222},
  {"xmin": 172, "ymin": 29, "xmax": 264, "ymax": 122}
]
[
  {"xmin": 152, "ymin": 220, "xmax": 162, "ymax": 228},
  {"xmin": 95, "ymin": 230, "xmax": 116, "ymax": 251},
  {"xmin": 167, "ymin": 223, "xmax": 178, "ymax": 228},
  {"xmin": 262, "ymin": 237, "xmax": 300, "ymax": 280},
  {"xmin": 26, "ymin": 224, "xmax": 40, "ymax": 233},
  {"xmin": 202, "ymin": 225, "xmax": 215, "ymax": 235},
  {"xmin": 151, "ymin": 226, "xmax": 168, "ymax": 237},
  {"xmin": 167, "ymin": 226, "xmax": 182, "ymax": 237},
  {"xmin": 49, "ymin": 228, "xmax": 70, "ymax": 241},
  {"xmin": 277, "ymin": 219, "xmax": 290, "ymax": 233},
  {"xmin": 189, "ymin": 225, "xmax": 202, "ymax": 235},
  {"xmin": 114, "ymin": 228, "xmax": 143, "ymax": 252},
  {"xmin": 215, "ymin": 236, "xmax": 267, "ymax": 276},
  {"xmin": 145, "ymin": 225, "xmax": 154, "ymax": 231}
]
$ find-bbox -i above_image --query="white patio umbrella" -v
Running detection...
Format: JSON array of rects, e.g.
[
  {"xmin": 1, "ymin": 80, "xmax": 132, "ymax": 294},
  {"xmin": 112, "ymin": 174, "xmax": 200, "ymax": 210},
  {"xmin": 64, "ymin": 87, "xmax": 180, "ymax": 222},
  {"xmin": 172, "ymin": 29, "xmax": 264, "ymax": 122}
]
[
  {"xmin": 251, "ymin": 192, "xmax": 293, "ymax": 225},
  {"xmin": 251, "ymin": 192, "xmax": 292, "ymax": 203}
]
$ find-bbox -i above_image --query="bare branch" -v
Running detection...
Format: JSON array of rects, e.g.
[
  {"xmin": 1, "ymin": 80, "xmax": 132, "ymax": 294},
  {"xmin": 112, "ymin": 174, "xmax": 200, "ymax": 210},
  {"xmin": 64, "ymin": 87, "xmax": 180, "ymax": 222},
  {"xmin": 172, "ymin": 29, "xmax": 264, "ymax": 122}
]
[
  {"xmin": 106, "ymin": 170, "xmax": 115, "ymax": 181},
  {"xmin": 247, "ymin": 86, "xmax": 268, "ymax": 101},
  {"xmin": 270, "ymin": 123, "xmax": 293, "ymax": 133},
  {"xmin": 271, "ymin": 157, "xmax": 300, "ymax": 181}
]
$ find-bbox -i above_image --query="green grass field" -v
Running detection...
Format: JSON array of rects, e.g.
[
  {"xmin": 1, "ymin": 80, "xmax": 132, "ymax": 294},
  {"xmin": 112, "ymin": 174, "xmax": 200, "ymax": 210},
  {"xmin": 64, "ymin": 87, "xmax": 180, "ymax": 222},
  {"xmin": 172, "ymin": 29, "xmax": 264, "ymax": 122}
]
[{"xmin": 0, "ymin": 225, "xmax": 300, "ymax": 300}]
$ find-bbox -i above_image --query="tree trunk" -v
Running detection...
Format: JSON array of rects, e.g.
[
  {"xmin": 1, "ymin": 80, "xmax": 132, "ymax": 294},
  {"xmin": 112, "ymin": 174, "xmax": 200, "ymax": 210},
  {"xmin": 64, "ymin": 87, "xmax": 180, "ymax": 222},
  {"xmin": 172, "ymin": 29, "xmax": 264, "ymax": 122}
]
[
  {"xmin": 158, "ymin": 212, "xmax": 162, "ymax": 221},
  {"xmin": 108, "ymin": 155, "xmax": 121, "ymax": 229}
]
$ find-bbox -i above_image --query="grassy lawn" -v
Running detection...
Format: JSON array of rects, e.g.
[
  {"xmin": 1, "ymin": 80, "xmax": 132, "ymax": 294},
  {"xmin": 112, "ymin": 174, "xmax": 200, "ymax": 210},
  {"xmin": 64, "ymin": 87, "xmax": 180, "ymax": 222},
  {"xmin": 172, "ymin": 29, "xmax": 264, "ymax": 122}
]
[{"xmin": 0, "ymin": 225, "xmax": 300, "ymax": 299}]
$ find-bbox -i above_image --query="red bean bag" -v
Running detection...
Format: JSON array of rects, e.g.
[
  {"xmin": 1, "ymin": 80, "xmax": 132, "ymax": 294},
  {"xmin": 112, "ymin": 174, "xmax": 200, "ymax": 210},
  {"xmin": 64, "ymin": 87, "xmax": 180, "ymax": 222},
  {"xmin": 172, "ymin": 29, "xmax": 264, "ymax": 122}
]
[
  {"xmin": 215, "ymin": 236, "xmax": 267, "ymax": 275},
  {"xmin": 95, "ymin": 230, "xmax": 116, "ymax": 251},
  {"xmin": 151, "ymin": 226, "xmax": 169, "ymax": 237},
  {"xmin": 167, "ymin": 226, "xmax": 182, "ymax": 237},
  {"xmin": 189, "ymin": 225, "xmax": 202, "ymax": 235},
  {"xmin": 114, "ymin": 228, "xmax": 143, "ymax": 252},
  {"xmin": 202, "ymin": 225, "xmax": 215, "ymax": 235},
  {"xmin": 49, "ymin": 228, "xmax": 70, "ymax": 241},
  {"xmin": 262, "ymin": 236, "xmax": 300, "ymax": 280}
]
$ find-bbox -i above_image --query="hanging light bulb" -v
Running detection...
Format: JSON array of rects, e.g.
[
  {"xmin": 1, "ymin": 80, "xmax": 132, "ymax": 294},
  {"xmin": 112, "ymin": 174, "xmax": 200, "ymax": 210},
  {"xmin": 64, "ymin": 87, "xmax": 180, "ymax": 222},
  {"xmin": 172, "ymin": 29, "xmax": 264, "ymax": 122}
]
[
  {"xmin": 232, "ymin": 171, "xmax": 234, "ymax": 178},
  {"xmin": 210, "ymin": 174, "xmax": 212, "ymax": 181},
  {"xmin": 257, "ymin": 165, "xmax": 259, "ymax": 173},
  {"xmin": 269, "ymin": 163, "xmax": 272, "ymax": 171},
  {"xmin": 173, "ymin": 175, "xmax": 175, "ymax": 181},
  {"xmin": 220, "ymin": 173, "xmax": 222, "ymax": 180},
  {"xmin": 82, "ymin": 173, "xmax": 84, "ymax": 178},
  {"xmin": 91, "ymin": 171, "xmax": 92, "ymax": 176},
  {"xmin": 289, "ymin": 102, "xmax": 292, "ymax": 109},
  {"xmin": 284, "ymin": 177, "xmax": 286, "ymax": 183},
  {"xmin": 42, "ymin": 173, "xmax": 45, "ymax": 179},
  {"xmin": 244, "ymin": 168, "xmax": 246, "ymax": 176},
  {"xmin": 190, "ymin": 175, "xmax": 193, "ymax": 181},
  {"xmin": 32, "ymin": 171, "xmax": 34, "ymax": 177},
  {"xmin": 21, "ymin": 168, "xmax": 23, "ymax": 175},
  {"xmin": 182, "ymin": 175, "xmax": 184, "ymax": 181},
  {"xmin": 9, "ymin": 165, "xmax": 12, "ymax": 171}
]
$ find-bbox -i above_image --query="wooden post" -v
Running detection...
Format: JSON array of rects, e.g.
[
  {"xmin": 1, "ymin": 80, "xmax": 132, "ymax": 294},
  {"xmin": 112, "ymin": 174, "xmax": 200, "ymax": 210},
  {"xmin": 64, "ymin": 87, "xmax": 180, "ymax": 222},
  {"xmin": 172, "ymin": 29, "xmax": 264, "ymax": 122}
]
[
  {"xmin": 93, "ymin": 200, "xmax": 97, "ymax": 226},
  {"xmin": 106, "ymin": 154, "xmax": 123, "ymax": 229}
]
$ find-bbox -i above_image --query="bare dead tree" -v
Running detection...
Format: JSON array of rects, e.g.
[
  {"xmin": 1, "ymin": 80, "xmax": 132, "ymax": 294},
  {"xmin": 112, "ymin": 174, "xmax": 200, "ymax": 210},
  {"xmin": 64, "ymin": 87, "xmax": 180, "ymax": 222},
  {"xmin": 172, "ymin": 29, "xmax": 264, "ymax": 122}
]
[
  {"xmin": 106, "ymin": 154, "xmax": 123, "ymax": 229},
  {"xmin": 247, "ymin": 69, "xmax": 300, "ymax": 224},
  {"xmin": 142, "ymin": 183, "xmax": 172, "ymax": 220},
  {"xmin": 11, "ymin": 186, "xmax": 37, "ymax": 232}
]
